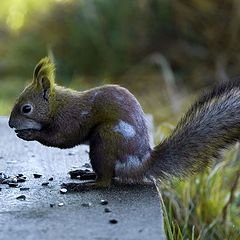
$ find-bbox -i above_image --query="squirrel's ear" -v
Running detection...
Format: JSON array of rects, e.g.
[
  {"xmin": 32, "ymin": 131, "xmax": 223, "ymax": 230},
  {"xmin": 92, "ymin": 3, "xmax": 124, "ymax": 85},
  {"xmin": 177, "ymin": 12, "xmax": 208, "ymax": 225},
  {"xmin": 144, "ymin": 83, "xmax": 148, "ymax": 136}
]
[{"xmin": 33, "ymin": 57, "xmax": 55, "ymax": 92}]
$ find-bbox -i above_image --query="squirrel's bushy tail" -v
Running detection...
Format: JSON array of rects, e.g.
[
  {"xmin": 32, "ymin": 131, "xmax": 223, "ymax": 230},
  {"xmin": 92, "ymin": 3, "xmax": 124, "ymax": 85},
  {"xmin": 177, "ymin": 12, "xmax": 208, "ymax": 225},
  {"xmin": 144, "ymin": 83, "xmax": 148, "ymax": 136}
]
[{"xmin": 147, "ymin": 79, "xmax": 240, "ymax": 179}]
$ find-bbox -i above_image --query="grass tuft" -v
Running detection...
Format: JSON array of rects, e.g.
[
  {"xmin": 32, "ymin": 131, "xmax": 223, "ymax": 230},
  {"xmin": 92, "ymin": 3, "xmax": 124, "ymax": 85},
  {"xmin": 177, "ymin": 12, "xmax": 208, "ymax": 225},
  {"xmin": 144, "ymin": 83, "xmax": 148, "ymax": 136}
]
[{"xmin": 155, "ymin": 135, "xmax": 240, "ymax": 239}]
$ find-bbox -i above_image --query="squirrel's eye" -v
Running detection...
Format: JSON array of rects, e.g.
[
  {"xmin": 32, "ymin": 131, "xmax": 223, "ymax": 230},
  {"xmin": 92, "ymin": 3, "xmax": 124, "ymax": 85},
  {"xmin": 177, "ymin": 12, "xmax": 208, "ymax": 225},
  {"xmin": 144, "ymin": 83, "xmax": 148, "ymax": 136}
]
[{"xmin": 21, "ymin": 104, "xmax": 32, "ymax": 114}]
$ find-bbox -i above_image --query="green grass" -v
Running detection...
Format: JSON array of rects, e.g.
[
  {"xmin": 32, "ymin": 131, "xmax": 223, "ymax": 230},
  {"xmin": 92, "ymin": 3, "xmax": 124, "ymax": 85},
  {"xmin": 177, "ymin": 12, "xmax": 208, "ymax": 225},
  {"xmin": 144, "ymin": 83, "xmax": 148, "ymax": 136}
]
[{"xmin": 155, "ymin": 139, "xmax": 240, "ymax": 240}]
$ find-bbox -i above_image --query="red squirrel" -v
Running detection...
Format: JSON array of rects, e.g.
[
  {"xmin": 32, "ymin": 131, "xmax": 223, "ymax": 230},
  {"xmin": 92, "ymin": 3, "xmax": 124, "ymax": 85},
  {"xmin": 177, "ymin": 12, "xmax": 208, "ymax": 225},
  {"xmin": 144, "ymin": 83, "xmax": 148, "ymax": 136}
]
[{"xmin": 8, "ymin": 57, "xmax": 240, "ymax": 190}]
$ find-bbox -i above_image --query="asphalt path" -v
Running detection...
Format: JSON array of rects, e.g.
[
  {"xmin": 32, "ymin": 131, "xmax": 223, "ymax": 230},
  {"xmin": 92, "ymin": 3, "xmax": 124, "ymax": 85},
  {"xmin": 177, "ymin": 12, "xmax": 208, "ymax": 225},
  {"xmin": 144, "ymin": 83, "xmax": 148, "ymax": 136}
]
[{"xmin": 0, "ymin": 116, "xmax": 165, "ymax": 240}]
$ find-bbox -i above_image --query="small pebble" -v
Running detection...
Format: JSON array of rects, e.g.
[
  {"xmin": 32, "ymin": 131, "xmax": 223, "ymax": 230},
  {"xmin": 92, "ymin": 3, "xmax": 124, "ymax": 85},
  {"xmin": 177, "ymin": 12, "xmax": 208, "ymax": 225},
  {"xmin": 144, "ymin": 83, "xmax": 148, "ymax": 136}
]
[
  {"xmin": 10, "ymin": 177, "xmax": 18, "ymax": 183},
  {"xmin": 50, "ymin": 203, "xmax": 55, "ymax": 208},
  {"xmin": 109, "ymin": 219, "xmax": 118, "ymax": 224},
  {"xmin": 18, "ymin": 174, "xmax": 23, "ymax": 177},
  {"xmin": 17, "ymin": 177, "xmax": 26, "ymax": 183},
  {"xmin": 2, "ymin": 179, "xmax": 9, "ymax": 184},
  {"xmin": 6, "ymin": 161, "xmax": 16, "ymax": 164},
  {"xmin": 42, "ymin": 182, "xmax": 49, "ymax": 186},
  {"xmin": 69, "ymin": 169, "xmax": 88, "ymax": 179},
  {"xmin": 104, "ymin": 208, "xmax": 111, "ymax": 213},
  {"xmin": 0, "ymin": 187, "xmax": 2, "ymax": 191},
  {"xmin": 33, "ymin": 174, "xmax": 42, "ymax": 178},
  {"xmin": 16, "ymin": 195, "xmax": 26, "ymax": 200},
  {"xmin": 8, "ymin": 183, "xmax": 18, "ymax": 187},
  {"xmin": 81, "ymin": 203, "xmax": 92, "ymax": 207},
  {"xmin": 49, "ymin": 177, "xmax": 53, "ymax": 181},
  {"xmin": 0, "ymin": 172, "xmax": 8, "ymax": 181},
  {"xmin": 68, "ymin": 152, "xmax": 75, "ymax": 156},
  {"xmin": 60, "ymin": 188, "xmax": 68, "ymax": 194},
  {"xmin": 100, "ymin": 200, "xmax": 108, "ymax": 205},
  {"xmin": 20, "ymin": 187, "xmax": 30, "ymax": 191},
  {"xmin": 58, "ymin": 203, "xmax": 64, "ymax": 207}
]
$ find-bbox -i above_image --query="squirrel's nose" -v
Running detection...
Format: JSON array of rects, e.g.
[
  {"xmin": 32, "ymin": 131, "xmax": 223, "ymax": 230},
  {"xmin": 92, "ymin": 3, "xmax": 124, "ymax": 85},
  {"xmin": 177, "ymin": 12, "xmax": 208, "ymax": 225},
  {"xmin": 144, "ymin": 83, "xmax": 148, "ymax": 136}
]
[{"xmin": 8, "ymin": 116, "xmax": 14, "ymax": 128}]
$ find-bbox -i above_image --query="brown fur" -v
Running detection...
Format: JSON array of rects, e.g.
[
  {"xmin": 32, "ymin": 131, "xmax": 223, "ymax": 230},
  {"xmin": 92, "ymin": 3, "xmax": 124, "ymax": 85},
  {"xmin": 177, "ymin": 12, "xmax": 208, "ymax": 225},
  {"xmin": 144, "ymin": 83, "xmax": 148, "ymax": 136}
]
[{"xmin": 8, "ymin": 57, "xmax": 240, "ymax": 190}]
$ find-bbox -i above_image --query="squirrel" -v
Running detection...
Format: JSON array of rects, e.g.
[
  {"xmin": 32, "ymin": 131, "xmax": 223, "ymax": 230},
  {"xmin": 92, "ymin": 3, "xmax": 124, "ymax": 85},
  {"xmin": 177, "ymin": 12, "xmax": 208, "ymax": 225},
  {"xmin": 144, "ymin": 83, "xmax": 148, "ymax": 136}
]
[{"xmin": 8, "ymin": 57, "xmax": 240, "ymax": 190}]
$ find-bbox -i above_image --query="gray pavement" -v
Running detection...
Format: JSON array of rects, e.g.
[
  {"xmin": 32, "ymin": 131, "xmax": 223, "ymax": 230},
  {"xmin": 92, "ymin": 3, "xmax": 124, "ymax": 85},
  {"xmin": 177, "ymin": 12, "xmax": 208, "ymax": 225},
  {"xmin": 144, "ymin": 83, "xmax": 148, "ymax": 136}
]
[{"xmin": 0, "ymin": 116, "xmax": 165, "ymax": 240}]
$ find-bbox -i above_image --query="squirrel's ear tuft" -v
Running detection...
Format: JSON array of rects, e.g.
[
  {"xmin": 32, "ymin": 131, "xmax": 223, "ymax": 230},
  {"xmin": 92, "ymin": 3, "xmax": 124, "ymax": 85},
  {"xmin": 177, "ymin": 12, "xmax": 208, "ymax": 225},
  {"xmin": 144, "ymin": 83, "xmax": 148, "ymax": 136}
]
[{"xmin": 33, "ymin": 57, "xmax": 55, "ymax": 91}]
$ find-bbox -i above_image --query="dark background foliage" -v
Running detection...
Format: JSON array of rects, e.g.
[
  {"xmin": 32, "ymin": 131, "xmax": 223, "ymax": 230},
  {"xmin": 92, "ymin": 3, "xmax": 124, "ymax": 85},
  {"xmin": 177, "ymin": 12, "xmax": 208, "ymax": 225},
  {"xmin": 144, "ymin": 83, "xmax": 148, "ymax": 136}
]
[{"xmin": 1, "ymin": 1, "xmax": 240, "ymax": 239}]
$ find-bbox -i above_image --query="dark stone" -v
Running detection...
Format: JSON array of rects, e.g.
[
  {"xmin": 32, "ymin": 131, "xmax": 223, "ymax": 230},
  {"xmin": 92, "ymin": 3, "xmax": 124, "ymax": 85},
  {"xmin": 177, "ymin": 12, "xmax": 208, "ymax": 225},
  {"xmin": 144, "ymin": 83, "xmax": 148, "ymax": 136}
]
[
  {"xmin": 0, "ymin": 173, "xmax": 9, "ymax": 184},
  {"xmin": 81, "ymin": 203, "xmax": 92, "ymax": 207},
  {"xmin": 2, "ymin": 179, "xmax": 9, "ymax": 184},
  {"xmin": 8, "ymin": 183, "xmax": 18, "ymax": 187},
  {"xmin": 100, "ymin": 200, "xmax": 108, "ymax": 205},
  {"xmin": 33, "ymin": 174, "xmax": 42, "ymax": 178},
  {"xmin": 9, "ymin": 177, "xmax": 18, "ymax": 183},
  {"xmin": 109, "ymin": 219, "xmax": 118, "ymax": 224},
  {"xmin": 69, "ymin": 169, "xmax": 88, "ymax": 179},
  {"xmin": 16, "ymin": 195, "xmax": 26, "ymax": 200},
  {"xmin": 17, "ymin": 177, "xmax": 26, "ymax": 183},
  {"xmin": 42, "ymin": 182, "xmax": 49, "ymax": 186},
  {"xmin": 20, "ymin": 187, "xmax": 30, "ymax": 191},
  {"xmin": 104, "ymin": 208, "xmax": 111, "ymax": 213}
]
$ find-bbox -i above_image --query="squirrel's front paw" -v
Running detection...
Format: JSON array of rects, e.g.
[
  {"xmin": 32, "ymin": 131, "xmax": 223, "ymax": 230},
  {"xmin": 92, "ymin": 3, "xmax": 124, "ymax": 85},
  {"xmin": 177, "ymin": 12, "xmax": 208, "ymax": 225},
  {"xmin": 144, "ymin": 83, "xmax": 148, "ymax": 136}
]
[{"xmin": 16, "ymin": 129, "xmax": 39, "ymax": 141}]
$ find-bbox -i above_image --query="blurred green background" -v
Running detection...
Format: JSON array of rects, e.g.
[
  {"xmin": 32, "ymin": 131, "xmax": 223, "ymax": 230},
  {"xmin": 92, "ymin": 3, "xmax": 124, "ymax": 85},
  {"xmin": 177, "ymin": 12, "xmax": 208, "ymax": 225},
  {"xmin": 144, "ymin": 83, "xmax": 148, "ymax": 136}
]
[
  {"xmin": 2, "ymin": 0, "xmax": 240, "ymax": 122},
  {"xmin": 1, "ymin": 1, "xmax": 240, "ymax": 239}
]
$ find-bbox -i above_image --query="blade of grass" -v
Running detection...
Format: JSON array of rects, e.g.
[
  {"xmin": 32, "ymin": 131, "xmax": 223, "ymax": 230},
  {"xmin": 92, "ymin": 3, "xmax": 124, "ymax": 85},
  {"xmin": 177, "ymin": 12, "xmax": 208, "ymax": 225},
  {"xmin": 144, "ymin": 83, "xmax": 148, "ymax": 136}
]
[{"xmin": 154, "ymin": 178, "xmax": 174, "ymax": 240}]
